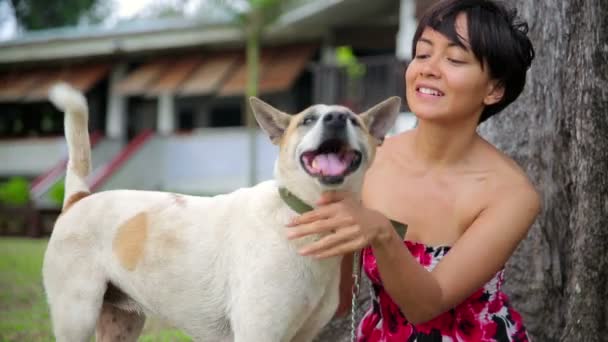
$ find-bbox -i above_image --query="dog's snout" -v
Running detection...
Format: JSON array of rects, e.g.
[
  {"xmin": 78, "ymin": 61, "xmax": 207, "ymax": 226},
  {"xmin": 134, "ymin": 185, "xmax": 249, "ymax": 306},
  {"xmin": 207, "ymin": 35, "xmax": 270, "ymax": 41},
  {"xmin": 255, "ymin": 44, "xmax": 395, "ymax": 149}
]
[{"xmin": 323, "ymin": 112, "xmax": 347, "ymax": 129}]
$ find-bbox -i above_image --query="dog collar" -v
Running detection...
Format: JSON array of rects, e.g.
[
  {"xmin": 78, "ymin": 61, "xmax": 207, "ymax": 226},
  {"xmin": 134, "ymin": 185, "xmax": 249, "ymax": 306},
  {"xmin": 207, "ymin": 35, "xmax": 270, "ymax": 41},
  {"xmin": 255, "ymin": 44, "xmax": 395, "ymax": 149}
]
[
  {"xmin": 279, "ymin": 187, "xmax": 314, "ymax": 214},
  {"xmin": 278, "ymin": 187, "xmax": 407, "ymax": 239}
]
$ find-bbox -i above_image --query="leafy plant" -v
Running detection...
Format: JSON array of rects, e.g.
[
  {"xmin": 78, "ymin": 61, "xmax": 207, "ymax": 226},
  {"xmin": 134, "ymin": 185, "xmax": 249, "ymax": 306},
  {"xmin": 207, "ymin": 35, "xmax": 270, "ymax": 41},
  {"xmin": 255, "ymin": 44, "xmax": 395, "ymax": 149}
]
[
  {"xmin": 0, "ymin": 177, "xmax": 30, "ymax": 206},
  {"xmin": 48, "ymin": 180, "xmax": 65, "ymax": 206},
  {"xmin": 335, "ymin": 46, "xmax": 366, "ymax": 109},
  {"xmin": 9, "ymin": 0, "xmax": 105, "ymax": 31},
  {"xmin": 336, "ymin": 46, "xmax": 366, "ymax": 79}
]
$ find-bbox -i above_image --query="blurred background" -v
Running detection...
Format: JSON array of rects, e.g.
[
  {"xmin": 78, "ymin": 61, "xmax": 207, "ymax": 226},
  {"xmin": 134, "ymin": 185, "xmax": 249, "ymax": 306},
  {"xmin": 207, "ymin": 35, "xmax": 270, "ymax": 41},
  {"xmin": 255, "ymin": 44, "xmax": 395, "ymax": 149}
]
[
  {"xmin": 0, "ymin": 0, "xmax": 428, "ymax": 340},
  {"xmin": 0, "ymin": 0, "xmax": 425, "ymax": 234}
]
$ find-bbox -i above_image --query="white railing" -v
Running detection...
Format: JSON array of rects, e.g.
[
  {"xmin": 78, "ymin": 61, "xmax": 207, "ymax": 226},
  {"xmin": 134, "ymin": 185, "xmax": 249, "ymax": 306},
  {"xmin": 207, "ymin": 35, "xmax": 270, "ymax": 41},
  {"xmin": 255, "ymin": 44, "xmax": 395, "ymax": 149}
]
[{"xmin": 311, "ymin": 55, "xmax": 409, "ymax": 112}]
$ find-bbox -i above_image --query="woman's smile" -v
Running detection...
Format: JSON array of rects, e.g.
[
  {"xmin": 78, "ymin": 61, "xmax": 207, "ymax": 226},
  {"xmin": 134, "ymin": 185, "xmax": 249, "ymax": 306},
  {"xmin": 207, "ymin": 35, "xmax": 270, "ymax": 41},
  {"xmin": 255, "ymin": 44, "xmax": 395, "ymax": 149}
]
[{"xmin": 415, "ymin": 84, "xmax": 445, "ymax": 99}]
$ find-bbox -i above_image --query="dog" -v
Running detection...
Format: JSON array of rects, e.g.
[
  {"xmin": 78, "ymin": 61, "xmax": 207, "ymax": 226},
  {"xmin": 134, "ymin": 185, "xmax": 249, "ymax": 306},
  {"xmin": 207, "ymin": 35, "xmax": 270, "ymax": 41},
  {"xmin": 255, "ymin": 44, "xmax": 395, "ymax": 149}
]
[{"xmin": 43, "ymin": 82, "xmax": 400, "ymax": 342}]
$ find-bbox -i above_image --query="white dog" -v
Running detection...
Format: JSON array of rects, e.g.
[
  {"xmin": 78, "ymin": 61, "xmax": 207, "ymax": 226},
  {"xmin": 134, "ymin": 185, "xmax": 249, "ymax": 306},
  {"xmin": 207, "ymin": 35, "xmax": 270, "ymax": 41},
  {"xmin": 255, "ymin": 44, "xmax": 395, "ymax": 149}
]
[{"xmin": 43, "ymin": 83, "xmax": 400, "ymax": 342}]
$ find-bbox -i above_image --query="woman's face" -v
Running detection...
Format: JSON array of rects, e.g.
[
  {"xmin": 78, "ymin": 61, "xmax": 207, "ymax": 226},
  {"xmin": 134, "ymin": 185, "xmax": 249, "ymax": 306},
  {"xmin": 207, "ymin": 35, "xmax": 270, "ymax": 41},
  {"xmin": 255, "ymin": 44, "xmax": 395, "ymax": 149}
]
[{"xmin": 405, "ymin": 14, "xmax": 502, "ymax": 123}]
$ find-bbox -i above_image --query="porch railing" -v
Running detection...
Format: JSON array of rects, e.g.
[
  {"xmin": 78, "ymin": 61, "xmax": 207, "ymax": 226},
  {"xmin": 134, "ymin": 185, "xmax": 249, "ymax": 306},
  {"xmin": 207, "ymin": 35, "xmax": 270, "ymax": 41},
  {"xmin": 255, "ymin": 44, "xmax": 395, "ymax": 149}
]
[{"xmin": 310, "ymin": 55, "xmax": 409, "ymax": 112}]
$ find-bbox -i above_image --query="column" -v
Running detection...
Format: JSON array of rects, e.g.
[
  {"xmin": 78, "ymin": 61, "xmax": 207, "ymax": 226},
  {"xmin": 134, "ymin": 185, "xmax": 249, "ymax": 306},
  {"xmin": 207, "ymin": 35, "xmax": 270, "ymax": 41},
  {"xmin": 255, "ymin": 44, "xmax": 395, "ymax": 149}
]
[
  {"xmin": 396, "ymin": 0, "xmax": 417, "ymax": 61},
  {"xmin": 157, "ymin": 92, "xmax": 175, "ymax": 135},
  {"xmin": 106, "ymin": 63, "xmax": 127, "ymax": 139}
]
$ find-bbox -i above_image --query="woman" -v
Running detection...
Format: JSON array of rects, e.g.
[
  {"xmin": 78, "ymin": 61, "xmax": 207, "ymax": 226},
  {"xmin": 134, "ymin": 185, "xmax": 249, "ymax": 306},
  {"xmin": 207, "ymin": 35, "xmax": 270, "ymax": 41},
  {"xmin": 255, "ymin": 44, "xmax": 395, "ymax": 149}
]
[{"xmin": 287, "ymin": 0, "xmax": 538, "ymax": 340}]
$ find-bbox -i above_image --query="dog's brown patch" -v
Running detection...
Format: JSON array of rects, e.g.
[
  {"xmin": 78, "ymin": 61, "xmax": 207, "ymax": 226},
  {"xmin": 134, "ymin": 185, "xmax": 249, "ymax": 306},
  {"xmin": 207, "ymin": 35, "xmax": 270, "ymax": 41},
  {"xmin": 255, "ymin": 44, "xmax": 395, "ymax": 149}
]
[
  {"xmin": 113, "ymin": 212, "xmax": 148, "ymax": 271},
  {"xmin": 366, "ymin": 132, "xmax": 379, "ymax": 161},
  {"xmin": 277, "ymin": 109, "xmax": 310, "ymax": 150},
  {"xmin": 62, "ymin": 191, "xmax": 90, "ymax": 213}
]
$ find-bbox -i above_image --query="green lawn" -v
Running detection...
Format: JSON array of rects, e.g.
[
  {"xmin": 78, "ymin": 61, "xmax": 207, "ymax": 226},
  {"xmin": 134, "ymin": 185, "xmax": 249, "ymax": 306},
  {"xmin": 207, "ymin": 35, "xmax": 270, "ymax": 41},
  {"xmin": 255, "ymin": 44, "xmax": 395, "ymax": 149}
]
[{"xmin": 0, "ymin": 237, "xmax": 191, "ymax": 341}]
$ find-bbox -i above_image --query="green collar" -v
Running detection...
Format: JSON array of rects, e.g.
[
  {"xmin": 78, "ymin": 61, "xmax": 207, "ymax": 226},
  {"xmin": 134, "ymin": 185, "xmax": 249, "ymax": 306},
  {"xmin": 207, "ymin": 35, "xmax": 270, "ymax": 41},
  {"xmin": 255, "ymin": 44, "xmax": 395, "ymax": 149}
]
[
  {"xmin": 278, "ymin": 187, "xmax": 313, "ymax": 214},
  {"xmin": 278, "ymin": 187, "xmax": 407, "ymax": 239}
]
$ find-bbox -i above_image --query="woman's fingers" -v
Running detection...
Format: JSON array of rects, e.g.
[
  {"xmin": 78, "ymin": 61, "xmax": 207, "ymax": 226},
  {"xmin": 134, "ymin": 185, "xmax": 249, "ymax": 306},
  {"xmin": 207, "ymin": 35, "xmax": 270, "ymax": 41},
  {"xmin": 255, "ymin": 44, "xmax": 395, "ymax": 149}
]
[
  {"xmin": 298, "ymin": 226, "xmax": 359, "ymax": 255},
  {"xmin": 288, "ymin": 200, "xmax": 349, "ymax": 227},
  {"xmin": 287, "ymin": 207, "xmax": 331, "ymax": 227},
  {"xmin": 317, "ymin": 191, "xmax": 350, "ymax": 205},
  {"xmin": 285, "ymin": 192, "xmax": 369, "ymax": 259},
  {"xmin": 287, "ymin": 215, "xmax": 348, "ymax": 239},
  {"xmin": 312, "ymin": 239, "xmax": 365, "ymax": 259},
  {"xmin": 288, "ymin": 192, "xmax": 359, "ymax": 228}
]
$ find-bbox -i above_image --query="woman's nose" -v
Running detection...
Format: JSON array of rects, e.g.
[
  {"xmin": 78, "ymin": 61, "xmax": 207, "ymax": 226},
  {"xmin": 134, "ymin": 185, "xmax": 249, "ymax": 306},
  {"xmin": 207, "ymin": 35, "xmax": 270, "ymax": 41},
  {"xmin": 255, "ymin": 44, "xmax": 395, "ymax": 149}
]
[{"xmin": 419, "ymin": 57, "xmax": 440, "ymax": 78}]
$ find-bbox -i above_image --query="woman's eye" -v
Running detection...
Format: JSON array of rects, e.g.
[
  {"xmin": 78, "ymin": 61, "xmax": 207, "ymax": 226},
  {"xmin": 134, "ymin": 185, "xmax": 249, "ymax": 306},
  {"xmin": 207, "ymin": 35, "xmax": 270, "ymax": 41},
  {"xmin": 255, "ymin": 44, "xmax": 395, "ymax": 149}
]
[
  {"xmin": 415, "ymin": 54, "xmax": 430, "ymax": 59},
  {"xmin": 448, "ymin": 58, "xmax": 465, "ymax": 64}
]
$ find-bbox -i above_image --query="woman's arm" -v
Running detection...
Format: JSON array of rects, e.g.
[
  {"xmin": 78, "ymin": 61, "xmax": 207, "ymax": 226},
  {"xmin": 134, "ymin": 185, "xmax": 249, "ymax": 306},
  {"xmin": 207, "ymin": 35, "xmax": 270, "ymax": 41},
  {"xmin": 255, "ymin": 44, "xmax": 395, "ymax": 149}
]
[{"xmin": 288, "ymin": 183, "xmax": 540, "ymax": 324}]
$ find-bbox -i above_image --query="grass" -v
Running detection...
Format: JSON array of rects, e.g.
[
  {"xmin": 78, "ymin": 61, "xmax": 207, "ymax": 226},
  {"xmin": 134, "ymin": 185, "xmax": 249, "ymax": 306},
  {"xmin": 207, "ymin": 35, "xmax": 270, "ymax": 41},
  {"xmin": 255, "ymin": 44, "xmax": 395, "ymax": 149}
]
[{"xmin": 0, "ymin": 237, "xmax": 191, "ymax": 341}]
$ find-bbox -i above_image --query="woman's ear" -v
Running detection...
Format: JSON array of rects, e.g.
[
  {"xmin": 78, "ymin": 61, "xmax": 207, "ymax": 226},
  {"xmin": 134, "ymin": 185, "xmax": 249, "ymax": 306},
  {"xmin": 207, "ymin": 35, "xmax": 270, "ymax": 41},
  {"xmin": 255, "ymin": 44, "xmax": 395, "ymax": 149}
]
[{"xmin": 484, "ymin": 81, "xmax": 505, "ymax": 106}]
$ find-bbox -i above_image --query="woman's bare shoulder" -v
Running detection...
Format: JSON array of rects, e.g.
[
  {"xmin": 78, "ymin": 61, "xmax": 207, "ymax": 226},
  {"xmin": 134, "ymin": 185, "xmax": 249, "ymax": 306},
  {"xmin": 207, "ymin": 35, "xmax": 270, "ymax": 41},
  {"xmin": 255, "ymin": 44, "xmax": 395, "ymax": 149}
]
[{"xmin": 479, "ymin": 139, "xmax": 541, "ymax": 207}]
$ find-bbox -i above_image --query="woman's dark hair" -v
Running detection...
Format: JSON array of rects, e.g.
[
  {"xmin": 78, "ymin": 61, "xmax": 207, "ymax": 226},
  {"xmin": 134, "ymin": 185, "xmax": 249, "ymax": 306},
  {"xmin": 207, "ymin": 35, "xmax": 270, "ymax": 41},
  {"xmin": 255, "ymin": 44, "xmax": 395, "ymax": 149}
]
[{"xmin": 412, "ymin": 0, "xmax": 535, "ymax": 123}]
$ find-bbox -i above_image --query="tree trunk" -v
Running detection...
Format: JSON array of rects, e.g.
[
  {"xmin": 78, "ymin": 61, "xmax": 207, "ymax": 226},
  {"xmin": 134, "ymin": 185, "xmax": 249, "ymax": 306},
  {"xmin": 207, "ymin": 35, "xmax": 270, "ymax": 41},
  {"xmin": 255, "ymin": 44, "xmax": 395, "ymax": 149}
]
[
  {"xmin": 479, "ymin": 0, "xmax": 608, "ymax": 340},
  {"xmin": 318, "ymin": 1, "xmax": 608, "ymax": 341},
  {"xmin": 245, "ymin": 11, "xmax": 262, "ymax": 186}
]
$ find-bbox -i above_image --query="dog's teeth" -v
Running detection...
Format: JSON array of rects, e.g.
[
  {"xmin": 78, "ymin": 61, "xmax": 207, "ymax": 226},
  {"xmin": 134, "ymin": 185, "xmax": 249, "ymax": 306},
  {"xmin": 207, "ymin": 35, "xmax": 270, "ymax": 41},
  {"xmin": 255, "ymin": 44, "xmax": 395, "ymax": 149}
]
[{"xmin": 312, "ymin": 159, "xmax": 319, "ymax": 170}]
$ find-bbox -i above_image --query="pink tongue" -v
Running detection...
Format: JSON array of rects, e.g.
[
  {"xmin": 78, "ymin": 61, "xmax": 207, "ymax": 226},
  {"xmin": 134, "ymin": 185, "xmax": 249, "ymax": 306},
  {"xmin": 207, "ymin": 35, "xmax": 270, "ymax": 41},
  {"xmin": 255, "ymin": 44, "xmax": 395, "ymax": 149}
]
[{"xmin": 315, "ymin": 153, "xmax": 347, "ymax": 176}]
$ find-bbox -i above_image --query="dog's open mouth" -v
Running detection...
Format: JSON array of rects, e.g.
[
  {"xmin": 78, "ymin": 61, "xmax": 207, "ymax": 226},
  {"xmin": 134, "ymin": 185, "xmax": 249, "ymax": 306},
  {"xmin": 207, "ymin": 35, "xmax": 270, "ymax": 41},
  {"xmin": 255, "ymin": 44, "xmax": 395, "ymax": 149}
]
[{"xmin": 300, "ymin": 139, "xmax": 362, "ymax": 184}]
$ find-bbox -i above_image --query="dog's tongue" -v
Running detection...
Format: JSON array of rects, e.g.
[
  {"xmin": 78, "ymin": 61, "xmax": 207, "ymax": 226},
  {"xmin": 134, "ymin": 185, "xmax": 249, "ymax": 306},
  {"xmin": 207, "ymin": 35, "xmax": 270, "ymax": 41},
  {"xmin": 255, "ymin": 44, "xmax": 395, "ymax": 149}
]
[{"xmin": 314, "ymin": 153, "xmax": 348, "ymax": 176}]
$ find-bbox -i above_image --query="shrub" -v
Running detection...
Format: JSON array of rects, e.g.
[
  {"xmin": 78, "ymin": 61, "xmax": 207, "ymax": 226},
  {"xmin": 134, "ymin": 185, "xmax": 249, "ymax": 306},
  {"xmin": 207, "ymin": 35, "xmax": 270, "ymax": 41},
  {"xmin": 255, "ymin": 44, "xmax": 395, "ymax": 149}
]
[
  {"xmin": 0, "ymin": 177, "xmax": 30, "ymax": 206},
  {"xmin": 48, "ymin": 180, "xmax": 65, "ymax": 207}
]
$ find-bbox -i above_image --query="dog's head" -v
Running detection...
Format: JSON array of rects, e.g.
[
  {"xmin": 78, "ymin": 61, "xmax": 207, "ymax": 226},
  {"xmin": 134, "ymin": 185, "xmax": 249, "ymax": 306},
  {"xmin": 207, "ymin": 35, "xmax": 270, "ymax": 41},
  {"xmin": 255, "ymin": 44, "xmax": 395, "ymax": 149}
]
[{"xmin": 250, "ymin": 97, "xmax": 401, "ymax": 205}]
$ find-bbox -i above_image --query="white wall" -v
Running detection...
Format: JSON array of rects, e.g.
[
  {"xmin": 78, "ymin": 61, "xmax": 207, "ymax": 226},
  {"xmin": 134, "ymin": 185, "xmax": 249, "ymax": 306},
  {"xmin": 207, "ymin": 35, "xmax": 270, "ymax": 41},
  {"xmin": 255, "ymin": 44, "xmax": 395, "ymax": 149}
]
[
  {"xmin": 0, "ymin": 138, "xmax": 67, "ymax": 176},
  {"xmin": 98, "ymin": 128, "xmax": 278, "ymax": 195},
  {"xmin": 389, "ymin": 112, "xmax": 417, "ymax": 135}
]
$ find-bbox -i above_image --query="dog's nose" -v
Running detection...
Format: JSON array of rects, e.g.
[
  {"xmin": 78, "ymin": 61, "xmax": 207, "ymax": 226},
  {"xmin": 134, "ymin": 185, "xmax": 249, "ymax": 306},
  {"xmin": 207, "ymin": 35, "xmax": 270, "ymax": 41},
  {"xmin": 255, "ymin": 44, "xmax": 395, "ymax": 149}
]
[{"xmin": 323, "ymin": 112, "xmax": 347, "ymax": 129}]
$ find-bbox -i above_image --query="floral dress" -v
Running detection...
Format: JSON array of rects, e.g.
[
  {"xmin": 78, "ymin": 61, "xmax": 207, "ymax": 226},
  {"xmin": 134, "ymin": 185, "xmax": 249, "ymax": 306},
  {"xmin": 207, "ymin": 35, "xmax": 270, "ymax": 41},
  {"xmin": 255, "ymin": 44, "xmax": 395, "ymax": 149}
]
[{"xmin": 357, "ymin": 241, "xmax": 530, "ymax": 342}]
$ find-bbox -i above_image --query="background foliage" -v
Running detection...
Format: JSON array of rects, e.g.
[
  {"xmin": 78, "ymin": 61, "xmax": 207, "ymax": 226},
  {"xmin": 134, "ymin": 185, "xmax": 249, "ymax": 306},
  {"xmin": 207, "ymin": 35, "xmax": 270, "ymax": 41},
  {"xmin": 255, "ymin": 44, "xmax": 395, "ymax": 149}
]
[
  {"xmin": 0, "ymin": 177, "xmax": 30, "ymax": 206},
  {"xmin": 9, "ymin": 0, "xmax": 108, "ymax": 30}
]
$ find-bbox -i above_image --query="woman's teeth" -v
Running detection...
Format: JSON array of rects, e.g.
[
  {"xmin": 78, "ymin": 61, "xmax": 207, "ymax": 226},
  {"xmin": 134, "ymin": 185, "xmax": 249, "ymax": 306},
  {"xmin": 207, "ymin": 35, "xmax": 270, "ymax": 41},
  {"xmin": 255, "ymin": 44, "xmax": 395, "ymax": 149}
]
[{"xmin": 418, "ymin": 87, "xmax": 443, "ymax": 96}]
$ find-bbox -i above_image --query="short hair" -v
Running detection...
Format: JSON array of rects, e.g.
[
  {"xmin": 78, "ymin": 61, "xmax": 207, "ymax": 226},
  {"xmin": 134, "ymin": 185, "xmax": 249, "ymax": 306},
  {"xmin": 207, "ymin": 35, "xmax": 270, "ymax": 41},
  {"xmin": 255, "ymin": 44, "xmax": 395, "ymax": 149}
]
[{"xmin": 412, "ymin": 0, "xmax": 535, "ymax": 123}]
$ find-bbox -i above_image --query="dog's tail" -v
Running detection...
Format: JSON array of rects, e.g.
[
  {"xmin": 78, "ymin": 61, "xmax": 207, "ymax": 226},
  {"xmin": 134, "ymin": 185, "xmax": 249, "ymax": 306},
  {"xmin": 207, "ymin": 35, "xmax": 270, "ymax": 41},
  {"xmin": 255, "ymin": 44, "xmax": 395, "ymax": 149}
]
[{"xmin": 49, "ymin": 83, "xmax": 92, "ymax": 211}]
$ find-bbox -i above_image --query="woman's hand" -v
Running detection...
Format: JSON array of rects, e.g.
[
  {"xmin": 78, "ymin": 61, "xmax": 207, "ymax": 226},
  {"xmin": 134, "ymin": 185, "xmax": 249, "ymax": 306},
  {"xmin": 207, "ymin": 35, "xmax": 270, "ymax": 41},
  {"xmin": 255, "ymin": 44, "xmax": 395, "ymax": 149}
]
[{"xmin": 286, "ymin": 191, "xmax": 392, "ymax": 258}]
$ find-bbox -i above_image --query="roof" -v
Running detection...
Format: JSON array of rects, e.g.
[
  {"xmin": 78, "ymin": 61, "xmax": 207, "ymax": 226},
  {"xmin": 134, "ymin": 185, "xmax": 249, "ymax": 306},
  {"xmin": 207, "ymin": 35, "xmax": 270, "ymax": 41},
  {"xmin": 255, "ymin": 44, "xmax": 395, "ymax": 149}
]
[
  {"xmin": 0, "ymin": 44, "xmax": 316, "ymax": 103},
  {"xmin": 115, "ymin": 44, "xmax": 317, "ymax": 97},
  {"xmin": 0, "ymin": 63, "xmax": 111, "ymax": 102},
  {"xmin": 0, "ymin": 0, "xmax": 398, "ymax": 65}
]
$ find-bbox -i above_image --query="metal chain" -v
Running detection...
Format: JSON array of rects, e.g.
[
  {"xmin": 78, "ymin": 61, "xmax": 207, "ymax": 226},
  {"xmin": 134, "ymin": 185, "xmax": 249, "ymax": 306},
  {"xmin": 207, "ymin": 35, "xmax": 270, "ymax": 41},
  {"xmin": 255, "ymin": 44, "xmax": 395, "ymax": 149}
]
[
  {"xmin": 350, "ymin": 250, "xmax": 361, "ymax": 342},
  {"xmin": 348, "ymin": 222, "xmax": 405, "ymax": 342}
]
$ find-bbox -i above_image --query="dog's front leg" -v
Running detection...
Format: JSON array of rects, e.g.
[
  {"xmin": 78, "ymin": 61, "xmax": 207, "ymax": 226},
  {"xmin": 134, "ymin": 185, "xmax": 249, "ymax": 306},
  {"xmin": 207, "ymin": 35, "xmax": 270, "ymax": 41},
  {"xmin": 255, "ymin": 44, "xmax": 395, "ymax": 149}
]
[
  {"xmin": 229, "ymin": 282, "xmax": 317, "ymax": 342},
  {"xmin": 291, "ymin": 272, "xmax": 341, "ymax": 342},
  {"xmin": 230, "ymin": 300, "xmax": 310, "ymax": 342}
]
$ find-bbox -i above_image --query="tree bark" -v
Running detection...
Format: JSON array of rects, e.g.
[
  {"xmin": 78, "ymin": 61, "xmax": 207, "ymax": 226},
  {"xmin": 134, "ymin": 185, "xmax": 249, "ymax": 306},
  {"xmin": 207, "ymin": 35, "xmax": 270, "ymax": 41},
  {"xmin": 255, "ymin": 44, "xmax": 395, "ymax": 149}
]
[
  {"xmin": 318, "ymin": 1, "xmax": 608, "ymax": 341},
  {"xmin": 479, "ymin": 0, "xmax": 608, "ymax": 340}
]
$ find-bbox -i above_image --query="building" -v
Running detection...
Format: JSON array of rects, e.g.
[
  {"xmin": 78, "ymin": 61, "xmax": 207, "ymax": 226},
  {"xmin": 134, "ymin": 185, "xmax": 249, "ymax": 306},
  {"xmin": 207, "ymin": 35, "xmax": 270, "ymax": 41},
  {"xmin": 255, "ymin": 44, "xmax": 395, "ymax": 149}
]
[{"xmin": 0, "ymin": 0, "xmax": 427, "ymax": 217}]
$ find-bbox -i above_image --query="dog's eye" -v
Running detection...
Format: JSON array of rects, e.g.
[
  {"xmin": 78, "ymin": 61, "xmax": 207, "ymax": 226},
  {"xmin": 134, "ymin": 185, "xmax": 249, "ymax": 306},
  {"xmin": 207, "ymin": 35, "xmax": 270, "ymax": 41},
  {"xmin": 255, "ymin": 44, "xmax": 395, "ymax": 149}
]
[
  {"xmin": 350, "ymin": 117, "xmax": 360, "ymax": 127},
  {"xmin": 302, "ymin": 116, "xmax": 317, "ymax": 126}
]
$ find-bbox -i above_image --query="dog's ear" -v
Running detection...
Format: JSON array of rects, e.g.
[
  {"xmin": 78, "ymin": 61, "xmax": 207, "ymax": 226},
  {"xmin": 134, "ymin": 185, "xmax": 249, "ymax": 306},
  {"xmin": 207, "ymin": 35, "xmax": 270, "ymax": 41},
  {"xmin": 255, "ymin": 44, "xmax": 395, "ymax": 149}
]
[
  {"xmin": 359, "ymin": 96, "xmax": 401, "ymax": 144},
  {"xmin": 249, "ymin": 97, "xmax": 291, "ymax": 144}
]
